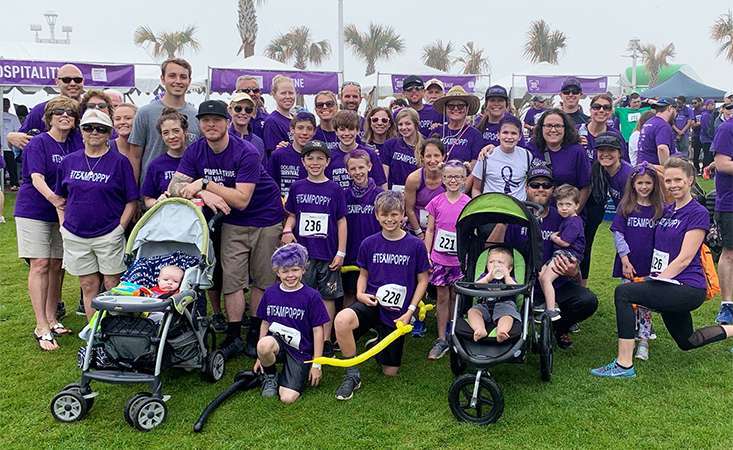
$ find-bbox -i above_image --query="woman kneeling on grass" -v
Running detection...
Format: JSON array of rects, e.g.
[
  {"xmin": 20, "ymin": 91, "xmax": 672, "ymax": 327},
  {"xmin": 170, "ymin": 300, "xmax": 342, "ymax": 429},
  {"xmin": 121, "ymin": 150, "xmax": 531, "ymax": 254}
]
[{"xmin": 591, "ymin": 158, "xmax": 733, "ymax": 378}]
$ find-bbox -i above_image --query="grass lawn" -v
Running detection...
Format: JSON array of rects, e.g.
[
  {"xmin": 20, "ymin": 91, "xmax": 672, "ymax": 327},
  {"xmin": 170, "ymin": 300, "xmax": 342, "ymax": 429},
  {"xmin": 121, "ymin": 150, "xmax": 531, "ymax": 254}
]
[{"xmin": 1, "ymin": 184, "xmax": 732, "ymax": 449}]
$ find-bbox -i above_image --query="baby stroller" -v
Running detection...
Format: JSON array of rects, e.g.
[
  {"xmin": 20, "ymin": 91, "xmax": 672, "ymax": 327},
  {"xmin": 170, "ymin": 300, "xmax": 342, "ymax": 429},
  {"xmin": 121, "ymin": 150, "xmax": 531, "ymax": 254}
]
[
  {"xmin": 447, "ymin": 193, "xmax": 551, "ymax": 425},
  {"xmin": 50, "ymin": 198, "xmax": 225, "ymax": 431}
]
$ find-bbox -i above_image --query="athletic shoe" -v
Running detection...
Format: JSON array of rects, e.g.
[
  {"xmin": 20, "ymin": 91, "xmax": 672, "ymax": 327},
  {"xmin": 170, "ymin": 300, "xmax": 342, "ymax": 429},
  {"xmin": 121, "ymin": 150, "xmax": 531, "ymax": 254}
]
[
  {"xmin": 56, "ymin": 301, "xmax": 67, "ymax": 321},
  {"xmin": 533, "ymin": 302, "xmax": 546, "ymax": 313},
  {"xmin": 261, "ymin": 374, "xmax": 279, "ymax": 398},
  {"xmin": 715, "ymin": 303, "xmax": 733, "ymax": 325},
  {"xmin": 219, "ymin": 336, "xmax": 244, "ymax": 360},
  {"xmin": 210, "ymin": 313, "xmax": 227, "ymax": 333},
  {"xmin": 244, "ymin": 328, "xmax": 258, "ymax": 358},
  {"xmin": 364, "ymin": 329, "xmax": 379, "ymax": 350},
  {"xmin": 568, "ymin": 322, "xmax": 581, "ymax": 333},
  {"xmin": 323, "ymin": 341, "xmax": 334, "ymax": 357},
  {"xmin": 75, "ymin": 302, "xmax": 86, "ymax": 316},
  {"xmin": 427, "ymin": 339, "xmax": 450, "ymax": 360},
  {"xmin": 335, "ymin": 374, "xmax": 361, "ymax": 401},
  {"xmin": 590, "ymin": 360, "xmax": 636, "ymax": 378},
  {"xmin": 635, "ymin": 340, "xmax": 649, "ymax": 361},
  {"xmin": 556, "ymin": 333, "xmax": 573, "ymax": 350},
  {"xmin": 546, "ymin": 308, "xmax": 561, "ymax": 322}
]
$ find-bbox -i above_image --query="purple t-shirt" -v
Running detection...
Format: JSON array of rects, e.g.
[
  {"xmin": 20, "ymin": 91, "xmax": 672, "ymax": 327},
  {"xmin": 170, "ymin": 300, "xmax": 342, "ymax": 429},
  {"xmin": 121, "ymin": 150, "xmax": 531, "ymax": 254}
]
[
  {"xmin": 653, "ymin": 200, "xmax": 709, "ymax": 289},
  {"xmin": 314, "ymin": 127, "xmax": 340, "ymax": 152},
  {"xmin": 441, "ymin": 125, "xmax": 484, "ymax": 162},
  {"xmin": 141, "ymin": 153, "xmax": 181, "ymax": 199},
  {"xmin": 251, "ymin": 108, "xmax": 268, "ymax": 139},
  {"xmin": 699, "ymin": 110, "xmax": 714, "ymax": 144},
  {"xmin": 14, "ymin": 133, "xmax": 76, "ymax": 222},
  {"xmin": 528, "ymin": 142, "xmax": 591, "ymax": 190},
  {"xmin": 523, "ymin": 107, "xmax": 546, "ymax": 126},
  {"xmin": 638, "ymin": 116, "xmax": 678, "ymax": 164},
  {"xmin": 674, "ymin": 105, "xmax": 694, "ymax": 135},
  {"xmin": 55, "ymin": 149, "xmax": 139, "ymax": 238},
  {"xmin": 177, "ymin": 136, "xmax": 284, "ymax": 227},
  {"xmin": 326, "ymin": 145, "xmax": 387, "ymax": 189},
  {"xmin": 356, "ymin": 232, "xmax": 431, "ymax": 328},
  {"xmin": 228, "ymin": 124, "xmax": 266, "ymax": 165},
  {"xmin": 256, "ymin": 284, "xmax": 330, "ymax": 362},
  {"xmin": 268, "ymin": 145, "xmax": 305, "ymax": 197},
  {"xmin": 610, "ymin": 204, "xmax": 657, "ymax": 278},
  {"xmin": 608, "ymin": 161, "xmax": 634, "ymax": 207},
  {"xmin": 285, "ymin": 178, "xmax": 347, "ymax": 261},
  {"xmin": 380, "ymin": 137, "xmax": 419, "ymax": 189},
  {"xmin": 416, "ymin": 104, "xmax": 443, "ymax": 138},
  {"xmin": 557, "ymin": 215, "xmax": 585, "ymax": 261},
  {"xmin": 711, "ymin": 119, "xmax": 733, "ymax": 212},
  {"xmin": 262, "ymin": 110, "xmax": 292, "ymax": 154},
  {"xmin": 345, "ymin": 182, "xmax": 383, "ymax": 265},
  {"xmin": 479, "ymin": 120, "xmax": 527, "ymax": 148}
]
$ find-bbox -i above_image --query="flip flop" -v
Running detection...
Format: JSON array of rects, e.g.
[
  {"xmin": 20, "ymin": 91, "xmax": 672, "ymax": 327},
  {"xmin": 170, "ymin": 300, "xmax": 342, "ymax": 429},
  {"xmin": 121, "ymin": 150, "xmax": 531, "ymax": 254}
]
[
  {"xmin": 33, "ymin": 330, "xmax": 58, "ymax": 351},
  {"xmin": 50, "ymin": 322, "xmax": 73, "ymax": 336}
]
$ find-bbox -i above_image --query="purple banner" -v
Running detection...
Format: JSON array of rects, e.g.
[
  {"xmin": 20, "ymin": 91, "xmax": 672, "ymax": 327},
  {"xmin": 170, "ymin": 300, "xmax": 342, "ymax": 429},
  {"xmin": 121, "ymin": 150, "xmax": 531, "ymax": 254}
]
[
  {"xmin": 210, "ymin": 68, "xmax": 339, "ymax": 95},
  {"xmin": 525, "ymin": 75, "xmax": 608, "ymax": 94},
  {"xmin": 0, "ymin": 59, "xmax": 135, "ymax": 87},
  {"xmin": 390, "ymin": 74, "xmax": 477, "ymax": 93}
]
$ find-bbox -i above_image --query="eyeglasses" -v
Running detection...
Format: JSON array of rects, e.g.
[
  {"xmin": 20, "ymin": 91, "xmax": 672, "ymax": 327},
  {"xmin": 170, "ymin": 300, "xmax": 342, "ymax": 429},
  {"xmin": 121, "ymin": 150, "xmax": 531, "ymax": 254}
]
[
  {"xmin": 233, "ymin": 105, "xmax": 254, "ymax": 114},
  {"xmin": 315, "ymin": 101, "xmax": 336, "ymax": 109},
  {"xmin": 528, "ymin": 181, "xmax": 553, "ymax": 189},
  {"xmin": 446, "ymin": 103, "xmax": 467, "ymax": 110},
  {"xmin": 370, "ymin": 117, "xmax": 390, "ymax": 124},
  {"xmin": 542, "ymin": 123, "xmax": 565, "ymax": 130},
  {"xmin": 561, "ymin": 88, "xmax": 581, "ymax": 95},
  {"xmin": 81, "ymin": 124, "xmax": 111, "ymax": 134},
  {"xmin": 236, "ymin": 88, "xmax": 261, "ymax": 94},
  {"xmin": 443, "ymin": 175, "xmax": 465, "ymax": 181},
  {"xmin": 591, "ymin": 103, "xmax": 612, "ymax": 111},
  {"xmin": 59, "ymin": 76, "xmax": 83, "ymax": 84},
  {"xmin": 404, "ymin": 86, "xmax": 424, "ymax": 93},
  {"xmin": 50, "ymin": 108, "xmax": 77, "ymax": 117},
  {"xmin": 86, "ymin": 102, "xmax": 109, "ymax": 111}
]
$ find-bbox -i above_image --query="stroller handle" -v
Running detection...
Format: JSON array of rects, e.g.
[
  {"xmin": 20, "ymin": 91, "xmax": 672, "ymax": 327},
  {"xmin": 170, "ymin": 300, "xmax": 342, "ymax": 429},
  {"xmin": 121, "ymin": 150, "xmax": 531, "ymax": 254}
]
[
  {"xmin": 208, "ymin": 212, "xmax": 225, "ymax": 232},
  {"xmin": 454, "ymin": 281, "xmax": 531, "ymax": 299},
  {"xmin": 523, "ymin": 200, "xmax": 545, "ymax": 217}
]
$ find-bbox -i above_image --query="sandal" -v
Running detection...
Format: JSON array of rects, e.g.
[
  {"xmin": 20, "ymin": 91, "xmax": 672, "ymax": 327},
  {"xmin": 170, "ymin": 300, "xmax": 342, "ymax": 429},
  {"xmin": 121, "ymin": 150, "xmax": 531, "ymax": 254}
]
[
  {"xmin": 33, "ymin": 330, "xmax": 58, "ymax": 351},
  {"xmin": 50, "ymin": 322, "xmax": 73, "ymax": 336}
]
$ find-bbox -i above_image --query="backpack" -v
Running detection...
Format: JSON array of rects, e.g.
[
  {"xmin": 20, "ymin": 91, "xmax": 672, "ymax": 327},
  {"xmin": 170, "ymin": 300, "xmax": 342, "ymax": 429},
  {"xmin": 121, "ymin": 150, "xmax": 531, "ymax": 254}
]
[{"xmin": 700, "ymin": 243, "xmax": 720, "ymax": 301}]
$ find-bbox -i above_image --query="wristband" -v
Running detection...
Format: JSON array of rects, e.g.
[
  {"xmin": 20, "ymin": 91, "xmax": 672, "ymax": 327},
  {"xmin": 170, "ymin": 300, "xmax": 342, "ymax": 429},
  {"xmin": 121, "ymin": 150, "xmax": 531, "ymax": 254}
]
[
  {"xmin": 311, "ymin": 363, "xmax": 322, "ymax": 369},
  {"xmin": 282, "ymin": 230, "xmax": 293, "ymax": 235},
  {"xmin": 408, "ymin": 304, "xmax": 417, "ymax": 312},
  {"xmin": 336, "ymin": 251, "xmax": 346, "ymax": 258}
]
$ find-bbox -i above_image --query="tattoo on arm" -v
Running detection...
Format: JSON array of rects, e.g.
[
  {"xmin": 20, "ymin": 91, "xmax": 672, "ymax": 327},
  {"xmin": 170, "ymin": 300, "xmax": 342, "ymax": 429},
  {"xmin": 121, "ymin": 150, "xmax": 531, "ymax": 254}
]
[{"xmin": 168, "ymin": 172, "xmax": 193, "ymax": 197}]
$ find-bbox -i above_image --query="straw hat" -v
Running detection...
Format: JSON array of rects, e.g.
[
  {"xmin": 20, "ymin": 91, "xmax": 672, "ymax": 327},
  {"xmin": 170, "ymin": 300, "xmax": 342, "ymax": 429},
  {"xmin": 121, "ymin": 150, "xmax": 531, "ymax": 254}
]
[{"xmin": 433, "ymin": 85, "xmax": 480, "ymax": 115}]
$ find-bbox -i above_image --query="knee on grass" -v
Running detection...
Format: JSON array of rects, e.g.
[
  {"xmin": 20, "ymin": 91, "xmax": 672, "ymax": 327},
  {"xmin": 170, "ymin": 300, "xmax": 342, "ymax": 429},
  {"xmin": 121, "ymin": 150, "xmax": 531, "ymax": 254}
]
[{"xmin": 279, "ymin": 387, "xmax": 301, "ymax": 404}]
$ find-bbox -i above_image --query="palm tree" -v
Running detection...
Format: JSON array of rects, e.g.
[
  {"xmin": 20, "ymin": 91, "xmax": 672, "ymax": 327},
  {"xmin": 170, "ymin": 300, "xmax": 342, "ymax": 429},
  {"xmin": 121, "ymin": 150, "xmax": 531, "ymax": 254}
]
[
  {"xmin": 711, "ymin": 9, "xmax": 733, "ymax": 63},
  {"xmin": 265, "ymin": 26, "xmax": 331, "ymax": 70},
  {"xmin": 133, "ymin": 25, "xmax": 200, "ymax": 59},
  {"xmin": 523, "ymin": 19, "xmax": 567, "ymax": 64},
  {"xmin": 455, "ymin": 41, "xmax": 489, "ymax": 74},
  {"xmin": 639, "ymin": 42, "xmax": 676, "ymax": 86},
  {"xmin": 422, "ymin": 40, "xmax": 453, "ymax": 72},
  {"xmin": 237, "ymin": 0, "xmax": 265, "ymax": 58},
  {"xmin": 344, "ymin": 23, "xmax": 405, "ymax": 76}
]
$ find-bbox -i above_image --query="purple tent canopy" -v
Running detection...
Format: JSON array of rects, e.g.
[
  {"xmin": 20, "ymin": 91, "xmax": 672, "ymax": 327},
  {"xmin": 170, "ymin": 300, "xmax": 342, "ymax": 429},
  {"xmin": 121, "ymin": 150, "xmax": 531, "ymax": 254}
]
[
  {"xmin": 0, "ymin": 59, "xmax": 135, "ymax": 87},
  {"xmin": 209, "ymin": 68, "xmax": 340, "ymax": 95},
  {"xmin": 390, "ymin": 74, "xmax": 477, "ymax": 93},
  {"xmin": 526, "ymin": 75, "xmax": 608, "ymax": 95}
]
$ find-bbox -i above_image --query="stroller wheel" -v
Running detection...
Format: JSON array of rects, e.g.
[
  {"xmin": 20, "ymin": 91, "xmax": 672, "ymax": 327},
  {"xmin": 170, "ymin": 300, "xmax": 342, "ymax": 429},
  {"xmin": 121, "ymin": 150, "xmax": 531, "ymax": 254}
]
[
  {"xmin": 124, "ymin": 392, "xmax": 152, "ymax": 427},
  {"xmin": 448, "ymin": 373, "xmax": 504, "ymax": 425},
  {"xmin": 130, "ymin": 397, "xmax": 167, "ymax": 431},
  {"xmin": 51, "ymin": 390, "xmax": 88, "ymax": 422},
  {"xmin": 204, "ymin": 350, "xmax": 226, "ymax": 382},
  {"xmin": 539, "ymin": 314, "xmax": 554, "ymax": 382},
  {"xmin": 449, "ymin": 349, "xmax": 466, "ymax": 376},
  {"xmin": 61, "ymin": 383, "xmax": 95, "ymax": 410}
]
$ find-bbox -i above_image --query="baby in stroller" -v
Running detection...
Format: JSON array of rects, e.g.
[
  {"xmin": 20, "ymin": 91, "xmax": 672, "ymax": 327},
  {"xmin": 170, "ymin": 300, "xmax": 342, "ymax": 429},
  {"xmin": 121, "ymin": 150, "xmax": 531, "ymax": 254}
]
[{"xmin": 467, "ymin": 247, "xmax": 521, "ymax": 343}]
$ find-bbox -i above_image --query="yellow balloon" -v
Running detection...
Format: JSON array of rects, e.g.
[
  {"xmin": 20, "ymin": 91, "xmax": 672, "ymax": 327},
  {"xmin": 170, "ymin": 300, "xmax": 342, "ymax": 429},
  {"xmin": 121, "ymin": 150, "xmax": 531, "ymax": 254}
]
[
  {"xmin": 340, "ymin": 265, "xmax": 360, "ymax": 273},
  {"xmin": 308, "ymin": 321, "xmax": 413, "ymax": 367},
  {"xmin": 417, "ymin": 301, "xmax": 435, "ymax": 321}
]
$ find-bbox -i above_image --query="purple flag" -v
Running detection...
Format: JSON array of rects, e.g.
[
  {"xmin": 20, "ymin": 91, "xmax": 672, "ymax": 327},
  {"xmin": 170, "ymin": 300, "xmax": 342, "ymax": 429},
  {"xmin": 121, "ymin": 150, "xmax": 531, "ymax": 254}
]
[
  {"xmin": 210, "ymin": 68, "xmax": 339, "ymax": 95},
  {"xmin": 526, "ymin": 75, "xmax": 608, "ymax": 94},
  {"xmin": 0, "ymin": 59, "xmax": 135, "ymax": 87},
  {"xmin": 390, "ymin": 74, "xmax": 477, "ymax": 93}
]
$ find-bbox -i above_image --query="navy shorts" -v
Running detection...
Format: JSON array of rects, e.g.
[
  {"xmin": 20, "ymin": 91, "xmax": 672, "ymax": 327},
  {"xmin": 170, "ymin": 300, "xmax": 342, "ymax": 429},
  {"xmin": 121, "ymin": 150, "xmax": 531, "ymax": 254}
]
[
  {"xmin": 717, "ymin": 212, "xmax": 733, "ymax": 249},
  {"xmin": 272, "ymin": 334, "xmax": 311, "ymax": 394}
]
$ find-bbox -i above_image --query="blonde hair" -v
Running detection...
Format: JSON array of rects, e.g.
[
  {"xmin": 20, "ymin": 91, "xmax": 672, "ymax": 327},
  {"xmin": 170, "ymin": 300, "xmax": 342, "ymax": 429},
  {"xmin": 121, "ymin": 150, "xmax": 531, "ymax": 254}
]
[
  {"xmin": 394, "ymin": 108, "xmax": 424, "ymax": 166},
  {"xmin": 271, "ymin": 75, "xmax": 296, "ymax": 95},
  {"xmin": 315, "ymin": 90, "xmax": 338, "ymax": 104}
]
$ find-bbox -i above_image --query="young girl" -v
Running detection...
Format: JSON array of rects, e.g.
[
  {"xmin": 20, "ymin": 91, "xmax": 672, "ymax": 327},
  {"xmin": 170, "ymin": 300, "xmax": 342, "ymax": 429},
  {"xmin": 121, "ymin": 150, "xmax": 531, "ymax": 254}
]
[
  {"xmin": 381, "ymin": 108, "xmax": 423, "ymax": 192},
  {"xmin": 142, "ymin": 108, "xmax": 188, "ymax": 208},
  {"xmin": 610, "ymin": 162, "xmax": 665, "ymax": 360},
  {"xmin": 263, "ymin": 75, "xmax": 295, "ymax": 157},
  {"xmin": 424, "ymin": 160, "xmax": 471, "ymax": 360}
]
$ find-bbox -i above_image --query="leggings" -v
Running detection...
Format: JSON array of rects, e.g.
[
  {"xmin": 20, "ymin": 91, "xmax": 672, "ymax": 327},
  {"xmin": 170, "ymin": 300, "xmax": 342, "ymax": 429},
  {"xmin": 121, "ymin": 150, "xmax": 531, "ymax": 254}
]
[
  {"xmin": 701, "ymin": 143, "xmax": 713, "ymax": 167},
  {"xmin": 615, "ymin": 280, "xmax": 713, "ymax": 350},
  {"xmin": 580, "ymin": 196, "xmax": 606, "ymax": 279}
]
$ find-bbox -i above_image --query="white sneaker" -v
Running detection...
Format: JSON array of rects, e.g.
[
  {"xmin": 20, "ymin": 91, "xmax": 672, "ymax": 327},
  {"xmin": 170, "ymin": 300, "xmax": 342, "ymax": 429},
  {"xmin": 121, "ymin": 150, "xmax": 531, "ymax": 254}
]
[
  {"xmin": 635, "ymin": 340, "xmax": 649, "ymax": 361},
  {"xmin": 0, "ymin": 216, "xmax": 6, "ymax": 224}
]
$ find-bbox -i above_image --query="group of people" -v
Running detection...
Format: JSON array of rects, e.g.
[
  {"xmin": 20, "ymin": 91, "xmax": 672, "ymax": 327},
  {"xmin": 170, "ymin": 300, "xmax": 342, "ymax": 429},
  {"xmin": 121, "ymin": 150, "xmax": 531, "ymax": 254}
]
[{"xmin": 5, "ymin": 58, "xmax": 733, "ymax": 404}]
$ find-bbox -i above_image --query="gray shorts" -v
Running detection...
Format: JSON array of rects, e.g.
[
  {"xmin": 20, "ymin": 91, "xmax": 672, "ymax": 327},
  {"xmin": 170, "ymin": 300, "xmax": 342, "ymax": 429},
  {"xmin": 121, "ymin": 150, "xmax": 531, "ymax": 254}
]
[
  {"xmin": 303, "ymin": 259, "xmax": 343, "ymax": 300},
  {"xmin": 16, "ymin": 217, "xmax": 63, "ymax": 259},
  {"xmin": 474, "ymin": 299, "xmax": 521, "ymax": 324},
  {"xmin": 717, "ymin": 212, "xmax": 733, "ymax": 250}
]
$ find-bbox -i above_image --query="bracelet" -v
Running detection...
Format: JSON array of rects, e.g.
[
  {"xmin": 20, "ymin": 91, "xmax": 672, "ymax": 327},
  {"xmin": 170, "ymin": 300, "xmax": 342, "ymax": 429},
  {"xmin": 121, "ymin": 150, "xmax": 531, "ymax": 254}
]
[
  {"xmin": 282, "ymin": 230, "xmax": 293, "ymax": 235},
  {"xmin": 407, "ymin": 304, "xmax": 417, "ymax": 312},
  {"xmin": 336, "ymin": 251, "xmax": 346, "ymax": 258},
  {"xmin": 311, "ymin": 363, "xmax": 322, "ymax": 369}
]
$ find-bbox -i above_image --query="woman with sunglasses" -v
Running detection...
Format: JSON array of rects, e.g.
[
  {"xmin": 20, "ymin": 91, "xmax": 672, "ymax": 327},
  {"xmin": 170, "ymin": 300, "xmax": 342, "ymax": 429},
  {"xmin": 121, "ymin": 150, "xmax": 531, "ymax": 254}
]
[
  {"xmin": 14, "ymin": 96, "xmax": 80, "ymax": 351},
  {"xmin": 381, "ymin": 108, "xmax": 423, "ymax": 192},
  {"xmin": 142, "ymin": 108, "xmax": 189, "ymax": 209},
  {"xmin": 476, "ymin": 85, "xmax": 526, "ymax": 148},
  {"xmin": 55, "ymin": 110, "xmax": 138, "ymax": 320},
  {"xmin": 313, "ymin": 90, "xmax": 340, "ymax": 152},
  {"xmin": 363, "ymin": 107, "xmax": 396, "ymax": 156},
  {"xmin": 263, "ymin": 76, "xmax": 296, "ymax": 159},
  {"xmin": 235, "ymin": 75, "xmax": 267, "ymax": 138},
  {"xmin": 432, "ymin": 87, "xmax": 483, "ymax": 166},
  {"xmin": 228, "ymin": 92, "xmax": 265, "ymax": 163}
]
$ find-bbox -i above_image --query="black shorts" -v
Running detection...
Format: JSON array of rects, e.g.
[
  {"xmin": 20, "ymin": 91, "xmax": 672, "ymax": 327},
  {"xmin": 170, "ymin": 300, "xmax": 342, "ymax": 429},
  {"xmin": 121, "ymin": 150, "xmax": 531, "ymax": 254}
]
[
  {"xmin": 304, "ymin": 259, "xmax": 344, "ymax": 299},
  {"xmin": 349, "ymin": 302, "xmax": 405, "ymax": 368},
  {"xmin": 210, "ymin": 222, "xmax": 223, "ymax": 291},
  {"xmin": 717, "ymin": 212, "xmax": 733, "ymax": 249},
  {"xmin": 272, "ymin": 335, "xmax": 311, "ymax": 394},
  {"xmin": 342, "ymin": 270, "xmax": 359, "ymax": 295}
]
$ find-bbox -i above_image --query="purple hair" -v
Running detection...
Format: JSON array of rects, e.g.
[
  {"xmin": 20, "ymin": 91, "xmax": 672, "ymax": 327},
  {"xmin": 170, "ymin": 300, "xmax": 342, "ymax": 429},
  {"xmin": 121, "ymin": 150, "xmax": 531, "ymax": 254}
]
[
  {"xmin": 271, "ymin": 243, "xmax": 309, "ymax": 269},
  {"xmin": 441, "ymin": 159, "xmax": 470, "ymax": 175},
  {"xmin": 344, "ymin": 148, "xmax": 372, "ymax": 167}
]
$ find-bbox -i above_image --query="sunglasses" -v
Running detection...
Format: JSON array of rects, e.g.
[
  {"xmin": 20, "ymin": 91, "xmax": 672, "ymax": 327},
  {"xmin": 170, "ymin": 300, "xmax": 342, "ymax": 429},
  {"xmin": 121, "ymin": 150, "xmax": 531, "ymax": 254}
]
[
  {"xmin": 81, "ymin": 124, "xmax": 111, "ymax": 134},
  {"xmin": 86, "ymin": 102, "xmax": 109, "ymax": 111},
  {"xmin": 315, "ymin": 101, "xmax": 336, "ymax": 109},
  {"xmin": 236, "ymin": 88, "xmax": 261, "ymax": 94},
  {"xmin": 446, "ymin": 103, "xmax": 467, "ymax": 110},
  {"xmin": 233, "ymin": 105, "xmax": 254, "ymax": 114},
  {"xmin": 404, "ymin": 86, "xmax": 424, "ymax": 93},
  {"xmin": 370, "ymin": 117, "xmax": 390, "ymax": 124},
  {"xmin": 591, "ymin": 103, "xmax": 612, "ymax": 111},
  {"xmin": 59, "ymin": 76, "xmax": 83, "ymax": 84},
  {"xmin": 561, "ymin": 89, "xmax": 581, "ymax": 95},
  {"xmin": 528, "ymin": 181, "xmax": 553, "ymax": 189},
  {"xmin": 50, "ymin": 108, "xmax": 77, "ymax": 117},
  {"xmin": 542, "ymin": 123, "xmax": 565, "ymax": 130}
]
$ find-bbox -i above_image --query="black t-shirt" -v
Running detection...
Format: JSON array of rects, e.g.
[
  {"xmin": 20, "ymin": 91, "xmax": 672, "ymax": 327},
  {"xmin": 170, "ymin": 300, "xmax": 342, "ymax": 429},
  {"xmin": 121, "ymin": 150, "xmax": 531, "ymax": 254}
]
[{"xmin": 566, "ymin": 109, "xmax": 590, "ymax": 127}]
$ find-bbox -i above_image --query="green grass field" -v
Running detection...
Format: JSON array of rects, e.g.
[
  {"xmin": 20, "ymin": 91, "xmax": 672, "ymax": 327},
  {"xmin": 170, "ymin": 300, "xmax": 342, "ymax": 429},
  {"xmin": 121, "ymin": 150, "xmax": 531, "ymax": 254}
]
[{"xmin": 1, "ymin": 186, "xmax": 732, "ymax": 449}]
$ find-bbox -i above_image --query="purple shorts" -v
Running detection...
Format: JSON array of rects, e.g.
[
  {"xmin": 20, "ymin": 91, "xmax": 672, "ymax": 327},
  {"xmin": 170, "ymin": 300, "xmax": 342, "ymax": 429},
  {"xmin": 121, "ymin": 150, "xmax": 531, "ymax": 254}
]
[{"xmin": 430, "ymin": 263, "xmax": 463, "ymax": 287}]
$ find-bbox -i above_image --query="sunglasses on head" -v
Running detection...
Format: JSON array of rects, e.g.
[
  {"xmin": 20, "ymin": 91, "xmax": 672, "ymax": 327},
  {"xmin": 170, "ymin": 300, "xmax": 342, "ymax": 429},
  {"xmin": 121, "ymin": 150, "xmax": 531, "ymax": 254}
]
[
  {"xmin": 315, "ymin": 101, "xmax": 336, "ymax": 109},
  {"xmin": 561, "ymin": 88, "xmax": 581, "ymax": 95},
  {"xmin": 446, "ymin": 103, "xmax": 467, "ymax": 110},
  {"xmin": 233, "ymin": 105, "xmax": 254, "ymax": 114},
  {"xmin": 50, "ymin": 108, "xmax": 77, "ymax": 117},
  {"xmin": 370, "ymin": 117, "xmax": 390, "ymax": 124},
  {"xmin": 86, "ymin": 102, "xmax": 109, "ymax": 111},
  {"xmin": 236, "ymin": 88, "xmax": 261, "ymax": 94},
  {"xmin": 81, "ymin": 124, "xmax": 111, "ymax": 134},
  {"xmin": 528, "ymin": 181, "xmax": 553, "ymax": 189},
  {"xmin": 59, "ymin": 77, "xmax": 83, "ymax": 84},
  {"xmin": 591, "ymin": 103, "xmax": 612, "ymax": 111}
]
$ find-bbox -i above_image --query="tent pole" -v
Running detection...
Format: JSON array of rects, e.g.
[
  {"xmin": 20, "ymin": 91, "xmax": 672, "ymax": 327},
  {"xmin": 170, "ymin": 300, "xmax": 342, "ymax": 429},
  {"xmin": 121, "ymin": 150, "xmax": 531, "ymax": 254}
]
[{"xmin": 206, "ymin": 67, "xmax": 211, "ymax": 101}]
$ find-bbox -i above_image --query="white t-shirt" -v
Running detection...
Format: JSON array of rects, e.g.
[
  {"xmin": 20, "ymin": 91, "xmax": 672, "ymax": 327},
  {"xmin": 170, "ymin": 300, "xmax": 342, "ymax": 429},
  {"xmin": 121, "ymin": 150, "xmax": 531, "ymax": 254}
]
[
  {"xmin": 628, "ymin": 130, "xmax": 640, "ymax": 166},
  {"xmin": 471, "ymin": 145, "xmax": 534, "ymax": 201}
]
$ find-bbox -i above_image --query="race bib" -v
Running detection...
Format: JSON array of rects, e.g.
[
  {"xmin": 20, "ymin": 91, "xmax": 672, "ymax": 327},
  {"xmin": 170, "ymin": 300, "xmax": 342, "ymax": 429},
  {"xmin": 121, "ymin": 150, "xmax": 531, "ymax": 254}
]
[
  {"xmin": 376, "ymin": 283, "xmax": 407, "ymax": 310},
  {"xmin": 299, "ymin": 212, "xmax": 328, "ymax": 237},
  {"xmin": 627, "ymin": 112, "xmax": 641, "ymax": 122},
  {"xmin": 269, "ymin": 322, "xmax": 302, "ymax": 349},
  {"xmin": 434, "ymin": 228, "xmax": 457, "ymax": 253},
  {"xmin": 419, "ymin": 209, "xmax": 429, "ymax": 228},
  {"xmin": 391, "ymin": 185, "xmax": 405, "ymax": 193},
  {"xmin": 651, "ymin": 249, "xmax": 670, "ymax": 273}
]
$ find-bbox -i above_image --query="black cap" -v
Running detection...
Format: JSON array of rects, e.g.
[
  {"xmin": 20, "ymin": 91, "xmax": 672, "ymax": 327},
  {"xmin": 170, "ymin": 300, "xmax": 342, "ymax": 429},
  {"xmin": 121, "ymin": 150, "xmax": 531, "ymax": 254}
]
[
  {"xmin": 484, "ymin": 85, "xmax": 509, "ymax": 100},
  {"xmin": 527, "ymin": 161, "xmax": 553, "ymax": 182},
  {"xmin": 561, "ymin": 77, "xmax": 582, "ymax": 92},
  {"xmin": 196, "ymin": 100, "xmax": 230, "ymax": 120},
  {"xmin": 402, "ymin": 75, "xmax": 424, "ymax": 91},
  {"xmin": 301, "ymin": 140, "xmax": 330, "ymax": 158},
  {"xmin": 594, "ymin": 132, "xmax": 622, "ymax": 151}
]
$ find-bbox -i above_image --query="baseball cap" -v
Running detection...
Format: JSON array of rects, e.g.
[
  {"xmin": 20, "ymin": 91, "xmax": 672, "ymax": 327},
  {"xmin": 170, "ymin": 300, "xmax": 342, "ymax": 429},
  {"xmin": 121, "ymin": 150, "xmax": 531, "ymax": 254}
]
[
  {"xmin": 704, "ymin": 99, "xmax": 715, "ymax": 106},
  {"xmin": 527, "ymin": 161, "xmax": 553, "ymax": 182},
  {"xmin": 425, "ymin": 78, "xmax": 444, "ymax": 91},
  {"xmin": 229, "ymin": 91, "xmax": 255, "ymax": 106},
  {"xmin": 594, "ymin": 132, "xmax": 622, "ymax": 151},
  {"xmin": 561, "ymin": 77, "xmax": 582, "ymax": 92},
  {"xmin": 531, "ymin": 95, "xmax": 546, "ymax": 102},
  {"xmin": 402, "ymin": 75, "xmax": 424, "ymax": 91},
  {"xmin": 484, "ymin": 85, "xmax": 509, "ymax": 100},
  {"xmin": 301, "ymin": 140, "xmax": 330, "ymax": 158},
  {"xmin": 196, "ymin": 100, "xmax": 230, "ymax": 119},
  {"xmin": 80, "ymin": 109, "xmax": 113, "ymax": 128},
  {"xmin": 652, "ymin": 97, "xmax": 674, "ymax": 108}
]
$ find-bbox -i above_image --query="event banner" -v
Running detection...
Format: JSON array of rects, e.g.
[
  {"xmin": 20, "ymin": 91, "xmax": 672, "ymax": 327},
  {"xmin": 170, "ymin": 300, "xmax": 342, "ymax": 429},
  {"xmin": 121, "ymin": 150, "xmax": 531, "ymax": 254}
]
[
  {"xmin": 210, "ymin": 68, "xmax": 339, "ymax": 95},
  {"xmin": 0, "ymin": 59, "xmax": 135, "ymax": 87},
  {"xmin": 526, "ymin": 75, "xmax": 608, "ymax": 94},
  {"xmin": 390, "ymin": 74, "xmax": 477, "ymax": 93}
]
